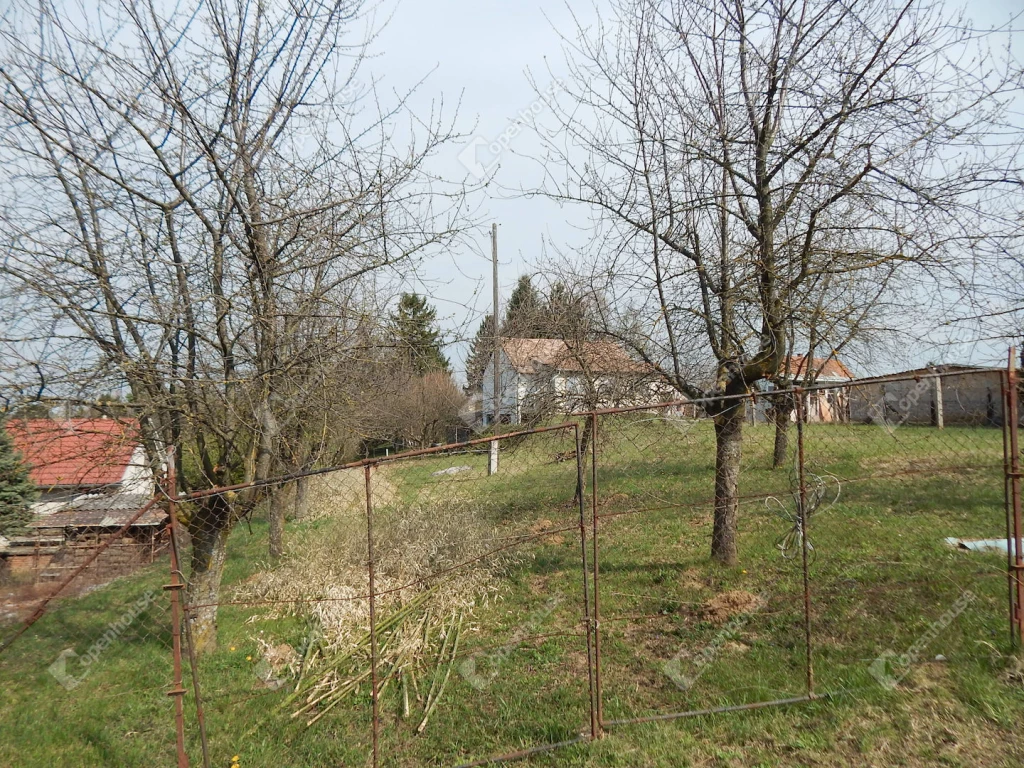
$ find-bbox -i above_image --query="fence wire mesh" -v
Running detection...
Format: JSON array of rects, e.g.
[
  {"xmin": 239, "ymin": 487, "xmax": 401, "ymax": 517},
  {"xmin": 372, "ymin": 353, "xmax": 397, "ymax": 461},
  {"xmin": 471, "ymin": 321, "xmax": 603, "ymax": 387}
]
[
  {"xmin": 0, "ymin": 493, "xmax": 176, "ymax": 764},
  {"xmin": 2, "ymin": 368, "xmax": 1022, "ymax": 767},
  {"xmin": 174, "ymin": 424, "xmax": 596, "ymax": 767},
  {"xmin": 588, "ymin": 368, "xmax": 1015, "ymax": 732}
]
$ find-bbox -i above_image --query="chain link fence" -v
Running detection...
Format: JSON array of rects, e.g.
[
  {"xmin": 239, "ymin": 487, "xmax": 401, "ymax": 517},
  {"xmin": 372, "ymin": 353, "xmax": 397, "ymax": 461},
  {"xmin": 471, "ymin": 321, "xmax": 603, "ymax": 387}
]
[
  {"xmin": 2, "ymin": 368, "xmax": 1022, "ymax": 766},
  {"xmin": 587, "ymin": 368, "xmax": 1017, "ymax": 735}
]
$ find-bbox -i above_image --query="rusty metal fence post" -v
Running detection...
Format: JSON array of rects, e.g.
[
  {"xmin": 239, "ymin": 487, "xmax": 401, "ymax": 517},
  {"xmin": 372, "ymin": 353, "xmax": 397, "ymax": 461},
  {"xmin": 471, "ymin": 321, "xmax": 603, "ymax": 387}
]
[
  {"xmin": 1002, "ymin": 358, "xmax": 1016, "ymax": 647},
  {"xmin": 364, "ymin": 463, "xmax": 379, "ymax": 768},
  {"xmin": 165, "ymin": 448, "xmax": 189, "ymax": 768},
  {"xmin": 573, "ymin": 423, "xmax": 599, "ymax": 740},
  {"xmin": 1006, "ymin": 349, "xmax": 1024, "ymax": 645},
  {"xmin": 793, "ymin": 389, "xmax": 815, "ymax": 697},
  {"xmin": 590, "ymin": 412, "xmax": 603, "ymax": 730}
]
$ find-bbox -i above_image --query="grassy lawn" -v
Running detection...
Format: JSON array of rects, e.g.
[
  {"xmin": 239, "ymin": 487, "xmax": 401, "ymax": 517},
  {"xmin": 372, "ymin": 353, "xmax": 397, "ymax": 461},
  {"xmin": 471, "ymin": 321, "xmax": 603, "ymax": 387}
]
[{"xmin": 1, "ymin": 419, "xmax": 1022, "ymax": 767}]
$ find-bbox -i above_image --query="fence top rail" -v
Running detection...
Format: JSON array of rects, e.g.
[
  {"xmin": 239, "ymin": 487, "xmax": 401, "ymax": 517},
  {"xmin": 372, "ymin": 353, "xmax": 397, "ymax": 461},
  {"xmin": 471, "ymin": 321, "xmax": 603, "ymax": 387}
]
[
  {"xmin": 167, "ymin": 366, "xmax": 1006, "ymax": 503},
  {"xmin": 582, "ymin": 367, "xmax": 1009, "ymax": 418},
  {"xmin": 169, "ymin": 421, "xmax": 579, "ymax": 504}
]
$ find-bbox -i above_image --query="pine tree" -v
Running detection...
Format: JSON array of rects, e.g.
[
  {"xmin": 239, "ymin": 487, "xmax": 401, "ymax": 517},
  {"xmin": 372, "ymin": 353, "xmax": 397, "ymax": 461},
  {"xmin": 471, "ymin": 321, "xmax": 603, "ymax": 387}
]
[
  {"xmin": 391, "ymin": 293, "xmax": 450, "ymax": 375},
  {"xmin": 502, "ymin": 275, "xmax": 545, "ymax": 338},
  {"xmin": 544, "ymin": 281, "xmax": 589, "ymax": 339},
  {"xmin": 0, "ymin": 420, "xmax": 37, "ymax": 537},
  {"xmin": 464, "ymin": 313, "xmax": 494, "ymax": 394}
]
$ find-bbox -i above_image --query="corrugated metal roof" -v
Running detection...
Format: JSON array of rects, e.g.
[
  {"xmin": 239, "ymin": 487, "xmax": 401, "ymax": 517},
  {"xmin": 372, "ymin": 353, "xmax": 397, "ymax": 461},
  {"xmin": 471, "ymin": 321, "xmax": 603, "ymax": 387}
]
[
  {"xmin": 27, "ymin": 494, "xmax": 166, "ymax": 528},
  {"xmin": 850, "ymin": 364, "xmax": 1002, "ymax": 384}
]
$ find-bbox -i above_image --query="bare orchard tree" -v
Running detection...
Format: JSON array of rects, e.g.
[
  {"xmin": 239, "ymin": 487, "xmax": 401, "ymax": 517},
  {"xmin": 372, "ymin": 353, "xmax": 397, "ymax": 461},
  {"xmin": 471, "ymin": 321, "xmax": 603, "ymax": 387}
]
[
  {"xmin": 768, "ymin": 262, "xmax": 902, "ymax": 468},
  {"xmin": 534, "ymin": 0, "xmax": 1020, "ymax": 564},
  {"xmin": 0, "ymin": 0, "xmax": 468, "ymax": 652}
]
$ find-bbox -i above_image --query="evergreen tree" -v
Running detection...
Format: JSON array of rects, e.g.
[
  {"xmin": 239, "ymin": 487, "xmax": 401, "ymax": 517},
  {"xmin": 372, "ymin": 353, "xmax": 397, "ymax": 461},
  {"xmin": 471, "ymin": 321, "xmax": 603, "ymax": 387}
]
[
  {"xmin": 0, "ymin": 420, "xmax": 37, "ymax": 537},
  {"xmin": 464, "ymin": 313, "xmax": 494, "ymax": 394},
  {"xmin": 502, "ymin": 275, "xmax": 545, "ymax": 338},
  {"xmin": 391, "ymin": 293, "xmax": 450, "ymax": 375},
  {"xmin": 544, "ymin": 281, "xmax": 589, "ymax": 339}
]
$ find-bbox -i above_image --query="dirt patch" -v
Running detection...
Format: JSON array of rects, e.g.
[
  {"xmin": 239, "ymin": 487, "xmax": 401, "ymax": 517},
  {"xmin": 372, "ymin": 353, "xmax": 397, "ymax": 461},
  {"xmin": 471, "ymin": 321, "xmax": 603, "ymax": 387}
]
[
  {"xmin": 598, "ymin": 492, "xmax": 629, "ymax": 508},
  {"xmin": 860, "ymin": 456, "xmax": 982, "ymax": 479},
  {"xmin": 679, "ymin": 567, "xmax": 709, "ymax": 593},
  {"xmin": 700, "ymin": 590, "xmax": 763, "ymax": 625},
  {"xmin": 529, "ymin": 519, "xmax": 554, "ymax": 535},
  {"xmin": 528, "ymin": 574, "xmax": 550, "ymax": 595},
  {"xmin": 527, "ymin": 518, "xmax": 567, "ymax": 545}
]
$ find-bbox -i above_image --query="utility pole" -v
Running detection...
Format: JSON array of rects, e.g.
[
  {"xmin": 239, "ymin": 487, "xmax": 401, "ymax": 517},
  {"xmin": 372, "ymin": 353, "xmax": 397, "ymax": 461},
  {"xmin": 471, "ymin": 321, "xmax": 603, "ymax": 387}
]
[{"xmin": 489, "ymin": 223, "xmax": 500, "ymax": 475}]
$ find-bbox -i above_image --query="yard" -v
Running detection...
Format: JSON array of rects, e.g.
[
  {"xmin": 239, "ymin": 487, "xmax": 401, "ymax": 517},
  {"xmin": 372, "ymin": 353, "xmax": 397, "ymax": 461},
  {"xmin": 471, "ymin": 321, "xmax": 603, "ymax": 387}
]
[{"xmin": 1, "ymin": 418, "xmax": 1022, "ymax": 767}]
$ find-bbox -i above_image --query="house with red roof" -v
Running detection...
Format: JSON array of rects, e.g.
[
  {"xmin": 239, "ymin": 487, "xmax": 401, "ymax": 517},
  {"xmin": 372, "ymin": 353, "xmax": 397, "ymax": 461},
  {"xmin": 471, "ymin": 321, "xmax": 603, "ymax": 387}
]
[
  {"xmin": 782, "ymin": 354, "xmax": 856, "ymax": 384},
  {"xmin": 749, "ymin": 354, "xmax": 857, "ymax": 423},
  {"xmin": 779, "ymin": 354, "xmax": 856, "ymax": 423},
  {"xmin": 1, "ymin": 419, "xmax": 164, "ymax": 581},
  {"xmin": 5, "ymin": 418, "xmax": 154, "ymax": 506}
]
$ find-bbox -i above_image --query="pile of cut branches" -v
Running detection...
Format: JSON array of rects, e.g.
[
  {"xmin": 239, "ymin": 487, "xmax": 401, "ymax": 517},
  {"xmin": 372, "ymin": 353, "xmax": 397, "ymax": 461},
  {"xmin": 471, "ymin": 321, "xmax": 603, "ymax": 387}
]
[{"xmin": 235, "ymin": 497, "xmax": 512, "ymax": 728}]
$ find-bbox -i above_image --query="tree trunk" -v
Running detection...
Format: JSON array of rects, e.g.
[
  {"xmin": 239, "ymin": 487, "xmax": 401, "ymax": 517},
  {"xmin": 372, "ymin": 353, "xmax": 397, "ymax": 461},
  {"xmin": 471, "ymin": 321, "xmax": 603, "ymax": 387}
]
[
  {"xmin": 294, "ymin": 475, "xmax": 311, "ymax": 520},
  {"xmin": 711, "ymin": 402, "xmax": 743, "ymax": 565},
  {"xmin": 268, "ymin": 489, "xmax": 286, "ymax": 559},
  {"xmin": 772, "ymin": 393, "xmax": 794, "ymax": 469},
  {"xmin": 186, "ymin": 497, "xmax": 232, "ymax": 655},
  {"xmin": 572, "ymin": 416, "xmax": 594, "ymax": 506},
  {"xmin": 256, "ymin": 401, "xmax": 281, "ymax": 559}
]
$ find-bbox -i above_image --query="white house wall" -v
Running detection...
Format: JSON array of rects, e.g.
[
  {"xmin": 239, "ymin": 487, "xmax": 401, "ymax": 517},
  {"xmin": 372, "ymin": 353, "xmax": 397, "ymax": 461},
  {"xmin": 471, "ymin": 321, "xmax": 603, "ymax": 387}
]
[{"xmin": 120, "ymin": 445, "xmax": 155, "ymax": 495}]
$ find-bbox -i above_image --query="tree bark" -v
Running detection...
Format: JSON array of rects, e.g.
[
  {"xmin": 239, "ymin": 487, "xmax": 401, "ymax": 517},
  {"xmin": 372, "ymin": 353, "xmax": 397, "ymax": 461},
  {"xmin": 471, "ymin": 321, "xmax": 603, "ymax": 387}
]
[
  {"xmin": 294, "ymin": 476, "xmax": 311, "ymax": 520},
  {"xmin": 257, "ymin": 402, "xmax": 282, "ymax": 559},
  {"xmin": 186, "ymin": 497, "xmax": 232, "ymax": 655},
  {"xmin": 711, "ymin": 402, "xmax": 743, "ymax": 565},
  {"xmin": 772, "ymin": 393, "xmax": 794, "ymax": 469},
  {"xmin": 268, "ymin": 489, "xmax": 286, "ymax": 559},
  {"xmin": 572, "ymin": 416, "xmax": 594, "ymax": 506}
]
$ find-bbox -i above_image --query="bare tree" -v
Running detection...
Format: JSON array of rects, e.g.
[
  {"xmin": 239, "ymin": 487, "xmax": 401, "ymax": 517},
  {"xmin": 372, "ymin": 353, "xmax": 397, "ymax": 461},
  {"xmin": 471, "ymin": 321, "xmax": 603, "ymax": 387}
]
[
  {"xmin": 768, "ymin": 265, "xmax": 900, "ymax": 467},
  {"xmin": 534, "ymin": 0, "xmax": 1020, "ymax": 563},
  {"xmin": 373, "ymin": 370, "xmax": 466, "ymax": 448},
  {"xmin": 0, "ymin": 0, "xmax": 468, "ymax": 651}
]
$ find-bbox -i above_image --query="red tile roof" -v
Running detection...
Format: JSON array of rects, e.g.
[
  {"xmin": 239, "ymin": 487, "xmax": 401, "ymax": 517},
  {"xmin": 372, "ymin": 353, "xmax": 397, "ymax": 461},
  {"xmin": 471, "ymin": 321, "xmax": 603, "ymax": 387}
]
[
  {"xmin": 782, "ymin": 355, "xmax": 854, "ymax": 381},
  {"xmin": 5, "ymin": 419, "xmax": 140, "ymax": 489}
]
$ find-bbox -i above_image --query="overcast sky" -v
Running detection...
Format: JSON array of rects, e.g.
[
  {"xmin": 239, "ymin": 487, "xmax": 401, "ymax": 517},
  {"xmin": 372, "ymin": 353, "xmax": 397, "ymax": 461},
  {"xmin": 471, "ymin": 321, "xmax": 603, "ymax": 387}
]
[{"xmin": 367, "ymin": 0, "xmax": 1023, "ymax": 380}]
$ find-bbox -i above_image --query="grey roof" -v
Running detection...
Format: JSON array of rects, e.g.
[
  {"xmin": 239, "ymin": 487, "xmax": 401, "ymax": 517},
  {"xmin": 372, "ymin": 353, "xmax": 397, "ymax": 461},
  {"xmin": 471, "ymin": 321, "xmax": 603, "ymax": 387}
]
[
  {"xmin": 27, "ymin": 494, "xmax": 167, "ymax": 529},
  {"xmin": 850, "ymin": 364, "xmax": 1003, "ymax": 385}
]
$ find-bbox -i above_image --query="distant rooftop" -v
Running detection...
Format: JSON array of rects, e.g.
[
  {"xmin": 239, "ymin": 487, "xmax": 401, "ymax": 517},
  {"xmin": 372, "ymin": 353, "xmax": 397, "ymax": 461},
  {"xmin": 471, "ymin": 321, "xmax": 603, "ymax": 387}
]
[
  {"xmin": 500, "ymin": 338, "xmax": 650, "ymax": 375},
  {"xmin": 782, "ymin": 355, "xmax": 855, "ymax": 381},
  {"xmin": 5, "ymin": 418, "xmax": 141, "ymax": 489}
]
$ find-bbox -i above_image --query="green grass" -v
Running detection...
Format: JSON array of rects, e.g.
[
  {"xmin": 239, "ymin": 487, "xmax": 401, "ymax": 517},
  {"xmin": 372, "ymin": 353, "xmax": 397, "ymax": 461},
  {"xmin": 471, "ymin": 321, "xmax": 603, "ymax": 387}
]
[{"xmin": 2, "ymin": 420, "xmax": 1023, "ymax": 767}]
